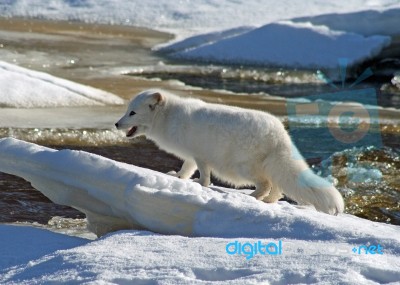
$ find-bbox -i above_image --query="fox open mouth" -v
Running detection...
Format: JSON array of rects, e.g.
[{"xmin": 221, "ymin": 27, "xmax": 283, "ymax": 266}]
[{"xmin": 126, "ymin": 126, "xmax": 137, "ymax": 137}]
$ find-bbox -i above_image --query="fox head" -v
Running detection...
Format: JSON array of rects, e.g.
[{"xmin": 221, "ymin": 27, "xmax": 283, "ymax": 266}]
[{"xmin": 115, "ymin": 89, "xmax": 165, "ymax": 138}]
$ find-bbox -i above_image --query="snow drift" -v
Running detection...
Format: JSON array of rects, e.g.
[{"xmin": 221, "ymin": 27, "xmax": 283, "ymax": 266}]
[
  {"xmin": 165, "ymin": 21, "xmax": 391, "ymax": 69},
  {"xmin": 1, "ymin": 138, "xmax": 400, "ymax": 283},
  {"xmin": 0, "ymin": 61, "xmax": 124, "ymax": 108}
]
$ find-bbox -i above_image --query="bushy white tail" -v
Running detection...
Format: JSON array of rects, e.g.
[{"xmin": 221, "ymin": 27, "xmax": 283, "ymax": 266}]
[{"xmin": 264, "ymin": 150, "xmax": 344, "ymax": 215}]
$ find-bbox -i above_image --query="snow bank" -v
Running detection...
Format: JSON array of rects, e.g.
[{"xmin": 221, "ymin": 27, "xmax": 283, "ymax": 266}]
[
  {"xmin": 0, "ymin": 61, "xmax": 124, "ymax": 108},
  {"xmin": 166, "ymin": 21, "xmax": 391, "ymax": 69},
  {"xmin": 1, "ymin": 0, "xmax": 399, "ymax": 37},
  {"xmin": 1, "ymin": 138, "xmax": 400, "ymax": 283},
  {"xmin": 293, "ymin": 8, "xmax": 400, "ymax": 36},
  {"xmin": 1, "ymin": 226, "xmax": 400, "ymax": 284}
]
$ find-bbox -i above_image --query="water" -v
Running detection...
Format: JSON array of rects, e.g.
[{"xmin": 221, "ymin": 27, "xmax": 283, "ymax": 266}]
[{"xmin": 0, "ymin": 18, "xmax": 399, "ymax": 232}]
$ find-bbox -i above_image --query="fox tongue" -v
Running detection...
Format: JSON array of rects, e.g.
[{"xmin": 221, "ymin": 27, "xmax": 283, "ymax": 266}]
[{"xmin": 126, "ymin": 126, "xmax": 137, "ymax": 137}]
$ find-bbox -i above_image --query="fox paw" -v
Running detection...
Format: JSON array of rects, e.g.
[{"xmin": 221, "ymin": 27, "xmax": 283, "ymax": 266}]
[
  {"xmin": 192, "ymin": 178, "xmax": 210, "ymax": 187},
  {"xmin": 250, "ymin": 191, "xmax": 269, "ymax": 201},
  {"xmin": 262, "ymin": 195, "xmax": 282, "ymax": 203},
  {"xmin": 167, "ymin": 171, "xmax": 180, "ymax": 178}
]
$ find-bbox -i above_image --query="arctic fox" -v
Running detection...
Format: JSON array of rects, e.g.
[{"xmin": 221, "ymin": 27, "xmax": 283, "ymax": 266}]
[{"xmin": 115, "ymin": 89, "xmax": 344, "ymax": 215}]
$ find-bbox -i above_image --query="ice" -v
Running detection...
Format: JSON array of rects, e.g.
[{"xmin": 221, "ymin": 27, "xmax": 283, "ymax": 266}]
[
  {"xmin": 157, "ymin": 27, "xmax": 254, "ymax": 52},
  {"xmin": 316, "ymin": 146, "xmax": 399, "ymax": 188},
  {"xmin": 167, "ymin": 21, "xmax": 391, "ymax": 69},
  {"xmin": 0, "ymin": 61, "xmax": 124, "ymax": 108},
  {"xmin": 1, "ymin": 138, "xmax": 400, "ymax": 283},
  {"xmin": 0, "ymin": 128, "xmax": 128, "ymax": 146}
]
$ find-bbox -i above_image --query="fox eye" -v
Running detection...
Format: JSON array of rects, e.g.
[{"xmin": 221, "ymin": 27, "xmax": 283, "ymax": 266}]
[{"xmin": 129, "ymin": 111, "xmax": 136, "ymax": 116}]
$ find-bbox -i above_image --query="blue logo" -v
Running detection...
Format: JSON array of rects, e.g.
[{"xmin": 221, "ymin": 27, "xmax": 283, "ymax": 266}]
[
  {"xmin": 352, "ymin": 244, "xmax": 384, "ymax": 254},
  {"xmin": 226, "ymin": 240, "xmax": 283, "ymax": 260},
  {"xmin": 286, "ymin": 58, "xmax": 382, "ymax": 184}
]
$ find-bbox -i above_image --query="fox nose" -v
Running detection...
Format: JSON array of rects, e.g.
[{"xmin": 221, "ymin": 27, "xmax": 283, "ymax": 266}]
[{"xmin": 115, "ymin": 123, "xmax": 119, "ymax": 128}]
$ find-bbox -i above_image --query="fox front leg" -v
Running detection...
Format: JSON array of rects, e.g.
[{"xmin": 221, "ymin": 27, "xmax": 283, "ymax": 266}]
[{"xmin": 168, "ymin": 159, "xmax": 197, "ymax": 179}]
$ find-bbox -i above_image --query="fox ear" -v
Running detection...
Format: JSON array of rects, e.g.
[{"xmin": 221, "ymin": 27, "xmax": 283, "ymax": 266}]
[
  {"xmin": 152, "ymin": 92, "xmax": 164, "ymax": 104},
  {"xmin": 149, "ymin": 92, "xmax": 165, "ymax": 111}
]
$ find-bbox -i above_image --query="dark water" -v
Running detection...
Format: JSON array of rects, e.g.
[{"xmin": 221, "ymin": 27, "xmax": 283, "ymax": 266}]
[
  {"xmin": 0, "ymin": 172, "xmax": 84, "ymax": 224},
  {"xmin": 129, "ymin": 66, "xmax": 400, "ymax": 108}
]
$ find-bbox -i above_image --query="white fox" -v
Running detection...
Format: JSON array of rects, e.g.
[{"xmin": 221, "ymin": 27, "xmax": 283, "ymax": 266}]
[{"xmin": 116, "ymin": 89, "xmax": 344, "ymax": 215}]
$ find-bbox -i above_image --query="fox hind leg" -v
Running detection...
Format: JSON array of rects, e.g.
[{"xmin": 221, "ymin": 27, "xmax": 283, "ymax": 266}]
[
  {"xmin": 194, "ymin": 159, "xmax": 211, "ymax": 187},
  {"xmin": 262, "ymin": 183, "xmax": 283, "ymax": 203},
  {"xmin": 251, "ymin": 180, "xmax": 272, "ymax": 200}
]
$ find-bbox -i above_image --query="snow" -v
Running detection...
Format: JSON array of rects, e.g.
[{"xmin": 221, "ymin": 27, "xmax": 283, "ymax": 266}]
[
  {"xmin": 292, "ymin": 8, "xmax": 400, "ymax": 36},
  {"xmin": 1, "ymin": 0, "xmax": 399, "ymax": 37},
  {"xmin": 393, "ymin": 72, "xmax": 400, "ymax": 89},
  {"xmin": 1, "ymin": 1, "xmax": 399, "ymax": 68},
  {"xmin": 1, "ymin": 227, "xmax": 400, "ymax": 284},
  {"xmin": 165, "ymin": 21, "xmax": 391, "ymax": 69},
  {"xmin": 1, "ymin": 137, "xmax": 400, "ymax": 283},
  {"xmin": 0, "ymin": 61, "xmax": 124, "ymax": 108},
  {"xmin": 0, "ymin": 225, "xmax": 87, "ymax": 270}
]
